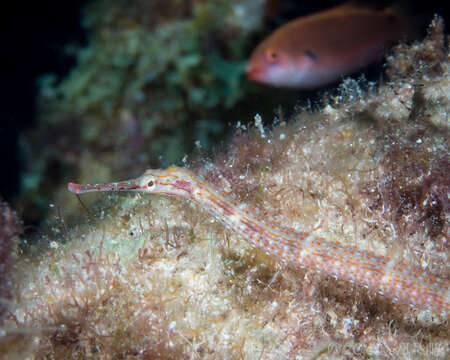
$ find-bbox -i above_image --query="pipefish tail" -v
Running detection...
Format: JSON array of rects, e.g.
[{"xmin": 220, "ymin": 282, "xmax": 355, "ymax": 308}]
[{"xmin": 69, "ymin": 166, "xmax": 450, "ymax": 318}]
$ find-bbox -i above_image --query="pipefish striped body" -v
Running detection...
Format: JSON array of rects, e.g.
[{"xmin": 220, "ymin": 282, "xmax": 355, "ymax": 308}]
[{"xmin": 68, "ymin": 166, "xmax": 450, "ymax": 318}]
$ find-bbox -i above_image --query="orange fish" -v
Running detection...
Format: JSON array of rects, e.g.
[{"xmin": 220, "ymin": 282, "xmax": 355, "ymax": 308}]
[{"xmin": 246, "ymin": 3, "xmax": 416, "ymax": 89}]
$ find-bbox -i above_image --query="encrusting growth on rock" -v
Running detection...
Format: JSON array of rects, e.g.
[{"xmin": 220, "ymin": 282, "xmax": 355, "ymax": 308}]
[
  {"xmin": 0, "ymin": 200, "xmax": 21, "ymax": 324},
  {"xmin": 69, "ymin": 166, "xmax": 450, "ymax": 318}
]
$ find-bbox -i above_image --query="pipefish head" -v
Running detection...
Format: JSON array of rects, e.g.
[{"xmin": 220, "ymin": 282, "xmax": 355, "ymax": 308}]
[{"xmin": 68, "ymin": 166, "xmax": 197, "ymax": 198}]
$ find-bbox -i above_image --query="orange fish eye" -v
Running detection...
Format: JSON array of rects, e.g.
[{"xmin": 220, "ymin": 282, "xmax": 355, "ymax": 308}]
[{"xmin": 265, "ymin": 48, "xmax": 279, "ymax": 63}]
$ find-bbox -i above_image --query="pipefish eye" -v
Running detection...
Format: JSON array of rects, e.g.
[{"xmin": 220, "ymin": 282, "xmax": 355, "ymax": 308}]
[
  {"xmin": 147, "ymin": 180, "xmax": 154, "ymax": 188},
  {"xmin": 265, "ymin": 48, "xmax": 279, "ymax": 63}
]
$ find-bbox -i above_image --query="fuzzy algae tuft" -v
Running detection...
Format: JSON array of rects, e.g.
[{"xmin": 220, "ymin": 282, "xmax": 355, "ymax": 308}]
[{"xmin": 3, "ymin": 17, "xmax": 450, "ymax": 359}]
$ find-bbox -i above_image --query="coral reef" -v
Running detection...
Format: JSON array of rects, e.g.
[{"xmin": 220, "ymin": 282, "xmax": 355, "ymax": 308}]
[{"xmin": 3, "ymin": 16, "xmax": 449, "ymax": 360}]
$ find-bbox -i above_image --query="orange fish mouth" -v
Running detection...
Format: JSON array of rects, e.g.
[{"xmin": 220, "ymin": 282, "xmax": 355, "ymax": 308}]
[{"xmin": 245, "ymin": 62, "xmax": 265, "ymax": 81}]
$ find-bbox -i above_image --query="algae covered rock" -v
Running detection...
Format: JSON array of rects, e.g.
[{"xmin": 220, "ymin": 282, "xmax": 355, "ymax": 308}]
[{"xmin": 6, "ymin": 13, "xmax": 449, "ymax": 360}]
